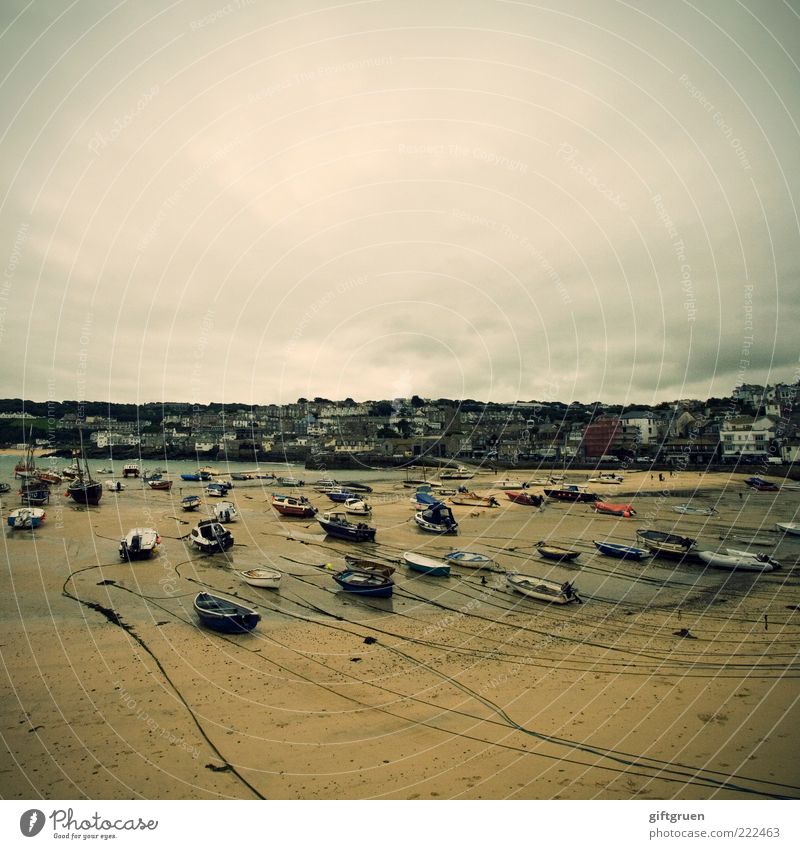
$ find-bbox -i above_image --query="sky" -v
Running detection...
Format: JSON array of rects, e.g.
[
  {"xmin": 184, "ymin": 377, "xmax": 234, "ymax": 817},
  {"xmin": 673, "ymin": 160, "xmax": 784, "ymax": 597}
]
[{"xmin": 1, "ymin": 0, "xmax": 799, "ymax": 406}]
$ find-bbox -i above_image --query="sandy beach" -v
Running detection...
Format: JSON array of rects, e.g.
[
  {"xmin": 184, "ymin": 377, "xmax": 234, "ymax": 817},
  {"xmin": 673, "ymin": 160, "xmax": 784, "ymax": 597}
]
[{"xmin": 1, "ymin": 468, "xmax": 799, "ymax": 800}]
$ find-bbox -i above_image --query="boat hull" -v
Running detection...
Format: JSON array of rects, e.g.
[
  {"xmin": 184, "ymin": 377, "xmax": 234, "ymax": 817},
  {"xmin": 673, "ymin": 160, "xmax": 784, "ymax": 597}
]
[
  {"xmin": 333, "ymin": 569, "xmax": 394, "ymax": 597},
  {"xmin": 506, "ymin": 573, "xmax": 578, "ymax": 604},
  {"xmin": 238, "ymin": 569, "xmax": 281, "ymax": 588},
  {"xmin": 194, "ymin": 593, "xmax": 260, "ymax": 633},
  {"xmin": 593, "ymin": 541, "xmax": 648, "ymax": 560},
  {"xmin": 443, "ymin": 551, "xmax": 494, "ymax": 568},
  {"xmin": 544, "ymin": 488, "xmax": 598, "ymax": 502},
  {"xmin": 536, "ymin": 543, "xmax": 580, "ymax": 561},
  {"xmin": 67, "ymin": 482, "xmax": 103, "ymax": 505},
  {"xmin": 403, "ymin": 552, "xmax": 450, "ymax": 577}
]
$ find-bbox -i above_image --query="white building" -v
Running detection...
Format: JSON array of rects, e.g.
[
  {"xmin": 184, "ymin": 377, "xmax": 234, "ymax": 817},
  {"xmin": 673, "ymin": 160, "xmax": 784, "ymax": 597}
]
[
  {"xmin": 619, "ymin": 410, "xmax": 662, "ymax": 445},
  {"xmin": 719, "ymin": 416, "xmax": 777, "ymax": 459}
]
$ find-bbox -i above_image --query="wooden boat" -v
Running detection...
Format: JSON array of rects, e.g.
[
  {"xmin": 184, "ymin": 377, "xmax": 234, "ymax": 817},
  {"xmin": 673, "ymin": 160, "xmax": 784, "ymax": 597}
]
[
  {"xmin": 122, "ymin": 464, "xmax": 140, "ymax": 478},
  {"xmin": 66, "ymin": 453, "xmax": 102, "ymax": 506},
  {"xmin": 119, "ymin": 527, "xmax": 160, "ymax": 560},
  {"xmin": 19, "ymin": 480, "xmax": 50, "ymax": 506},
  {"xmin": 544, "ymin": 485, "xmax": 598, "ymax": 503},
  {"xmin": 439, "ymin": 466, "xmax": 475, "ymax": 480},
  {"xmin": 506, "ymin": 491, "xmax": 544, "ymax": 507},
  {"xmin": 673, "ymin": 504, "xmax": 716, "ymax": 515},
  {"xmin": 238, "ymin": 568, "xmax": 281, "ymax": 589},
  {"xmin": 775, "ymin": 522, "xmax": 800, "ymax": 536},
  {"xmin": 414, "ymin": 504, "xmax": 458, "ymax": 535},
  {"xmin": 344, "ymin": 497, "xmax": 371, "ymax": 515},
  {"xmin": 536, "ymin": 541, "xmax": 580, "ymax": 562},
  {"xmin": 333, "ymin": 568, "xmax": 394, "ymax": 597},
  {"xmin": 147, "ymin": 479, "xmax": 173, "ymax": 491},
  {"xmin": 593, "ymin": 501, "xmax": 635, "ymax": 517},
  {"xmin": 338, "ymin": 481, "xmax": 373, "ymax": 493},
  {"xmin": 181, "ymin": 495, "xmax": 201, "ymax": 511},
  {"xmin": 636, "ymin": 529, "xmax": 696, "ymax": 558},
  {"xmin": 190, "ymin": 519, "xmax": 234, "ymax": 553},
  {"xmin": 213, "ymin": 501, "xmax": 237, "ymax": 523},
  {"xmin": 104, "ymin": 479, "xmax": 125, "ymax": 492},
  {"xmin": 7, "ymin": 507, "xmax": 46, "ymax": 529},
  {"xmin": 443, "ymin": 550, "xmax": 494, "ymax": 569},
  {"xmin": 593, "ymin": 540, "xmax": 649, "ymax": 560},
  {"xmin": 449, "ymin": 491, "xmax": 499, "ymax": 508},
  {"xmin": 403, "ymin": 551, "xmax": 451, "ymax": 577},
  {"xmin": 698, "ymin": 551, "xmax": 778, "ymax": 572},
  {"xmin": 271, "ymin": 493, "xmax": 317, "ymax": 518},
  {"xmin": 343, "ymin": 554, "xmax": 395, "ymax": 576},
  {"xmin": 194, "ymin": 592, "xmax": 260, "ymax": 633},
  {"xmin": 506, "ymin": 572, "xmax": 581, "ymax": 604},
  {"xmin": 278, "ymin": 476, "xmax": 304, "ymax": 487},
  {"xmin": 317, "ymin": 511, "xmax": 376, "ymax": 542}
]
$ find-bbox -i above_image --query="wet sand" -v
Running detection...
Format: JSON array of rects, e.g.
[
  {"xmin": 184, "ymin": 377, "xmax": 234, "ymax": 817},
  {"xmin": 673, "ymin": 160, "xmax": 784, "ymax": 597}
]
[{"xmin": 1, "ymin": 469, "xmax": 799, "ymax": 799}]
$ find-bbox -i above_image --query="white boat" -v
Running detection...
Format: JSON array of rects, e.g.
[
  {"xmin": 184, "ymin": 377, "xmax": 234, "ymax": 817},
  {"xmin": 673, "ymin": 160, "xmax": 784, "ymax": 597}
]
[
  {"xmin": 190, "ymin": 520, "xmax": 234, "ymax": 553},
  {"xmin": 491, "ymin": 479, "xmax": 528, "ymax": 490},
  {"xmin": 725, "ymin": 548, "xmax": 781, "ymax": 568},
  {"xmin": 105, "ymin": 479, "xmax": 125, "ymax": 492},
  {"xmin": 443, "ymin": 550, "xmax": 494, "ymax": 569},
  {"xmin": 776, "ymin": 522, "xmax": 800, "ymax": 536},
  {"xmin": 122, "ymin": 463, "xmax": 140, "ymax": 478},
  {"xmin": 673, "ymin": 504, "xmax": 717, "ymax": 515},
  {"xmin": 439, "ymin": 466, "xmax": 475, "ymax": 480},
  {"xmin": 344, "ymin": 497, "xmax": 371, "ymax": 515},
  {"xmin": 7, "ymin": 507, "xmax": 46, "ymax": 529},
  {"xmin": 278, "ymin": 476, "xmax": 304, "ymax": 487},
  {"xmin": 698, "ymin": 551, "xmax": 778, "ymax": 572},
  {"xmin": 506, "ymin": 573, "xmax": 580, "ymax": 604},
  {"xmin": 119, "ymin": 527, "xmax": 160, "ymax": 560},
  {"xmin": 237, "ymin": 568, "xmax": 281, "ymax": 589},
  {"xmin": 587, "ymin": 473, "xmax": 624, "ymax": 484},
  {"xmin": 213, "ymin": 501, "xmax": 238, "ymax": 523},
  {"xmin": 402, "ymin": 551, "xmax": 451, "ymax": 576}
]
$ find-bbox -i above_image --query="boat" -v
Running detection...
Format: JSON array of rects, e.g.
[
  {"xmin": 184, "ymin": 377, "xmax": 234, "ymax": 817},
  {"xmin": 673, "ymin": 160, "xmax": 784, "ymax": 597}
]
[
  {"xmin": 7, "ymin": 507, "xmax": 46, "ymax": 529},
  {"xmin": 104, "ymin": 479, "xmax": 125, "ymax": 492},
  {"xmin": 636, "ymin": 529, "xmax": 696, "ymax": 558},
  {"xmin": 506, "ymin": 572, "xmax": 581, "ymax": 604},
  {"xmin": 439, "ymin": 466, "xmax": 475, "ymax": 481},
  {"xmin": 326, "ymin": 488, "xmax": 355, "ymax": 503},
  {"xmin": 544, "ymin": 485, "xmax": 598, "ymax": 503},
  {"xmin": 230, "ymin": 473, "xmax": 250, "ymax": 482},
  {"xmin": 333, "ymin": 568, "xmax": 394, "ymax": 597},
  {"xmin": 724, "ymin": 533, "xmax": 779, "ymax": 546},
  {"xmin": 344, "ymin": 497, "xmax": 371, "ymax": 515},
  {"xmin": 403, "ymin": 551, "xmax": 451, "ymax": 577},
  {"xmin": 414, "ymin": 503, "xmax": 459, "ymax": 535},
  {"xmin": 13, "ymin": 433, "xmax": 37, "ymax": 478},
  {"xmin": 19, "ymin": 480, "xmax": 50, "ymax": 506},
  {"xmin": 0, "ymin": 482, "xmax": 10, "ymax": 493},
  {"xmin": 775, "ymin": 522, "xmax": 800, "ymax": 536},
  {"xmin": 66, "ymin": 446, "xmax": 102, "ymax": 506},
  {"xmin": 338, "ymin": 481, "xmax": 373, "ymax": 493},
  {"xmin": 449, "ymin": 491, "xmax": 499, "ymax": 508},
  {"xmin": 95, "ymin": 467, "xmax": 113, "ymax": 474},
  {"xmin": 313, "ymin": 478, "xmax": 340, "ymax": 491},
  {"xmin": 271, "ymin": 493, "xmax": 317, "ymax": 518},
  {"xmin": 122, "ymin": 464, "xmax": 140, "ymax": 478},
  {"xmin": 237, "ymin": 568, "xmax": 281, "ymax": 589},
  {"xmin": 205, "ymin": 482, "xmax": 231, "ymax": 497},
  {"xmin": 505, "ymin": 491, "xmax": 544, "ymax": 507},
  {"xmin": 588, "ymin": 473, "xmax": 624, "ymax": 484},
  {"xmin": 194, "ymin": 592, "xmax": 260, "ymax": 633},
  {"xmin": 698, "ymin": 551, "xmax": 778, "ymax": 572},
  {"xmin": 317, "ymin": 511, "xmax": 376, "ymax": 542},
  {"xmin": 34, "ymin": 470, "xmax": 62, "ymax": 485},
  {"xmin": 343, "ymin": 554, "xmax": 396, "ymax": 576},
  {"xmin": 181, "ymin": 495, "xmax": 202, "ymax": 511},
  {"xmin": 119, "ymin": 528, "xmax": 160, "ymax": 560},
  {"xmin": 213, "ymin": 501, "xmax": 238, "ymax": 523},
  {"xmin": 189, "ymin": 519, "xmax": 234, "ymax": 553},
  {"xmin": 491, "ymin": 479, "xmax": 528, "ymax": 490},
  {"xmin": 278, "ymin": 476, "xmax": 304, "ymax": 487},
  {"xmin": 443, "ymin": 550, "xmax": 494, "ymax": 569},
  {"xmin": 147, "ymin": 479, "xmax": 173, "ymax": 491},
  {"xmin": 61, "ymin": 463, "xmax": 81, "ymax": 480},
  {"xmin": 673, "ymin": 504, "xmax": 717, "ymax": 515},
  {"xmin": 725, "ymin": 548, "xmax": 781, "ymax": 568},
  {"xmin": 593, "ymin": 540, "xmax": 649, "ymax": 560},
  {"xmin": 593, "ymin": 501, "xmax": 635, "ymax": 517},
  {"xmin": 181, "ymin": 470, "xmax": 213, "ymax": 482},
  {"xmin": 411, "ymin": 491, "xmax": 443, "ymax": 510},
  {"xmin": 142, "ymin": 471, "xmax": 162, "ymax": 482},
  {"xmin": 536, "ymin": 541, "xmax": 580, "ymax": 562},
  {"xmin": 744, "ymin": 476, "xmax": 779, "ymax": 492}
]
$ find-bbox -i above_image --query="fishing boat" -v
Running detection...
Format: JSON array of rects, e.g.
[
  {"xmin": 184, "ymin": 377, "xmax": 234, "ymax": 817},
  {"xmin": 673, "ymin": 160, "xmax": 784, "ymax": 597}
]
[
  {"xmin": 333, "ymin": 568, "xmax": 394, "ymax": 597},
  {"xmin": 326, "ymin": 488, "xmax": 355, "ymax": 503},
  {"xmin": 344, "ymin": 497, "xmax": 371, "ymax": 515},
  {"xmin": 181, "ymin": 494, "xmax": 202, "ymax": 511},
  {"xmin": 343, "ymin": 554, "xmax": 396, "ymax": 576},
  {"xmin": 775, "ymin": 522, "xmax": 800, "ymax": 536},
  {"xmin": 7, "ymin": 507, "xmax": 46, "ymax": 529},
  {"xmin": 19, "ymin": 480, "xmax": 50, "ymax": 506},
  {"xmin": 636, "ymin": 529, "xmax": 696, "ymax": 558},
  {"xmin": 338, "ymin": 481, "xmax": 373, "ymax": 493},
  {"xmin": 237, "ymin": 568, "xmax": 281, "ymax": 589},
  {"xmin": 104, "ymin": 479, "xmax": 125, "ymax": 492},
  {"xmin": 449, "ymin": 491, "xmax": 499, "ymax": 508},
  {"xmin": 317, "ymin": 511, "xmax": 376, "ymax": 542},
  {"xmin": 189, "ymin": 519, "xmax": 234, "ymax": 553},
  {"xmin": 66, "ymin": 447, "xmax": 102, "ymax": 506},
  {"xmin": 278, "ymin": 476, "xmax": 304, "ymax": 487},
  {"xmin": 443, "ymin": 550, "xmax": 494, "ymax": 569},
  {"xmin": 673, "ymin": 504, "xmax": 717, "ymax": 515},
  {"xmin": 439, "ymin": 466, "xmax": 475, "ymax": 481},
  {"xmin": 544, "ymin": 485, "xmax": 598, "ymax": 503},
  {"xmin": 213, "ymin": 501, "xmax": 238, "ymax": 523},
  {"xmin": 194, "ymin": 592, "xmax": 260, "ymax": 633},
  {"xmin": 536, "ymin": 541, "xmax": 580, "ymax": 562},
  {"xmin": 147, "ymin": 479, "xmax": 173, "ymax": 491},
  {"xmin": 403, "ymin": 551, "xmax": 451, "ymax": 577},
  {"xmin": 593, "ymin": 501, "xmax": 635, "ymax": 517},
  {"xmin": 593, "ymin": 540, "xmax": 649, "ymax": 560},
  {"xmin": 122, "ymin": 464, "xmax": 140, "ymax": 478},
  {"xmin": 119, "ymin": 528, "xmax": 160, "ymax": 561},
  {"xmin": 414, "ymin": 503, "xmax": 458, "ymax": 535},
  {"xmin": 505, "ymin": 491, "xmax": 544, "ymax": 507},
  {"xmin": 506, "ymin": 573, "xmax": 581, "ymax": 604},
  {"xmin": 271, "ymin": 493, "xmax": 317, "ymax": 518},
  {"xmin": 13, "ymin": 433, "xmax": 37, "ymax": 478},
  {"xmin": 698, "ymin": 551, "xmax": 778, "ymax": 572}
]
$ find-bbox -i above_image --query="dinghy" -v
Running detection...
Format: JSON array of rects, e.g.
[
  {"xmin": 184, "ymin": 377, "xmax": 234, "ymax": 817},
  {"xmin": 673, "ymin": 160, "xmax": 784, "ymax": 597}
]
[
  {"xmin": 776, "ymin": 522, "xmax": 800, "ymax": 536},
  {"xmin": 536, "ymin": 541, "xmax": 580, "ymax": 562},
  {"xmin": 237, "ymin": 568, "xmax": 281, "ymax": 589},
  {"xmin": 443, "ymin": 550, "xmax": 494, "ymax": 569},
  {"xmin": 506, "ymin": 573, "xmax": 581, "ymax": 604},
  {"xmin": 593, "ymin": 540, "xmax": 649, "ymax": 560},
  {"xmin": 698, "ymin": 551, "xmax": 778, "ymax": 572},
  {"xmin": 403, "ymin": 551, "xmax": 450, "ymax": 577},
  {"xmin": 194, "ymin": 593, "xmax": 260, "ymax": 633},
  {"xmin": 333, "ymin": 568, "xmax": 394, "ymax": 598}
]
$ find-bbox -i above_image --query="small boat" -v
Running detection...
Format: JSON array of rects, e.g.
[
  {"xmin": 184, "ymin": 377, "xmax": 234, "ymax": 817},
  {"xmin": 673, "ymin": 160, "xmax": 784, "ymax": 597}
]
[
  {"xmin": 19, "ymin": 481, "xmax": 50, "ymax": 505},
  {"xmin": 271, "ymin": 493, "xmax": 317, "ymax": 518},
  {"xmin": 230, "ymin": 473, "xmax": 250, "ymax": 481},
  {"xmin": 725, "ymin": 548, "xmax": 781, "ymax": 568},
  {"xmin": 61, "ymin": 463, "xmax": 81, "ymax": 480},
  {"xmin": 775, "ymin": 522, "xmax": 800, "ymax": 536},
  {"xmin": 326, "ymin": 488, "xmax": 355, "ymax": 503},
  {"xmin": 414, "ymin": 503, "xmax": 459, "ymax": 535},
  {"xmin": 449, "ymin": 491, "xmax": 499, "ymax": 508},
  {"xmin": 593, "ymin": 540, "xmax": 649, "ymax": 560},
  {"xmin": 194, "ymin": 592, "xmax": 260, "ymax": 633},
  {"xmin": 491, "ymin": 479, "xmax": 528, "ymax": 490},
  {"xmin": 636, "ymin": 529, "xmax": 696, "ymax": 558},
  {"xmin": 443, "ymin": 550, "xmax": 494, "ymax": 569},
  {"xmin": 104, "ymin": 479, "xmax": 125, "ymax": 492},
  {"xmin": 505, "ymin": 491, "xmax": 544, "ymax": 507},
  {"xmin": 313, "ymin": 478, "xmax": 340, "ymax": 491},
  {"xmin": 536, "ymin": 541, "xmax": 580, "ymax": 562},
  {"xmin": 593, "ymin": 501, "xmax": 635, "ymax": 517},
  {"xmin": 411, "ymin": 491, "xmax": 443, "ymax": 510},
  {"xmin": 587, "ymin": 473, "xmax": 624, "ymax": 484},
  {"xmin": 506, "ymin": 572, "xmax": 581, "ymax": 604},
  {"xmin": 698, "ymin": 551, "xmax": 778, "ymax": 572},
  {"xmin": 181, "ymin": 495, "xmax": 202, "ymax": 511},
  {"xmin": 238, "ymin": 568, "xmax": 281, "ymax": 589},
  {"xmin": 744, "ymin": 476, "xmax": 779, "ymax": 492},
  {"xmin": 180, "ymin": 473, "xmax": 202, "ymax": 482},
  {"xmin": 343, "ymin": 554, "xmax": 396, "ymax": 576},
  {"xmin": 333, "ymin": 568, "xmax": 394, "ymax": 598},
  {"xmin": 673, "ymin": 504, "xmax": 717, "ymax": 515},
  {"xmin": 7, "ymin": 507, "xmax": 46, "ymax": 529},
  {"xmin": 725, "ymin": 533, "xmax": 779, "ymax": 546},
  {"xmin": 119, "ymin": 527, "xmax": 160, "ymax": 560},
  {"xmin": 147, "ymin": 479, "xmax": 173, "ymax": 491},
  {"xmin": 317, "ymin": 511, "xmax": 376, "ymax": 542},
  {"xmin": 213, "ymin": 501, "xmax": 238, "ymax": 523},
  {"xmin": 95, "ymin": 467, "xmax": 113, "ymax": 474},
  {"xmin": 278, "ymin": 476, "xmax": 304, "ymax": 487},
  {"xmin": 439, "ymin": 466, "xmax": 475, "ymax": 481},
  {"xmin": 338, "ymin": 481, "xmax": 373, "ymax": 493},
  {"xmin": 13, "ymin": 434, "xmax": 37, "ymax": 478},
  {"xmin": 403, "ymin": 551, "xmax": 451, "ymax": 577},
  {"xmin": 122, "ymin": 464, "xmax": 140, "ymax": 478},
  {"xmin": 34, "ymin": 470, "xmax": 62, "ymax": 485},
  {"xmin": 344, "ymin": 497, "xmax": 371, "ymax": 515},
  {"xmin": 66, "ymin": 455, "xmax": 103, "ymax": 506},
  {"xmin": 142, "ymin": 471, "xmax": 162, "ymax": 482},
  {"xmin": 0, "ymin": 482, "xmax": 10, "ymax": 493},
  {"xmin": 190, "ymin": 519, "xmax": 234, "ymax": 553},
  {"xmin": 205, "ymin": 482, "xmax": 230, "ymax": 497},
  {"xmin": 544, "ymin": 485, "xmax": 598, "ymax": 503}
]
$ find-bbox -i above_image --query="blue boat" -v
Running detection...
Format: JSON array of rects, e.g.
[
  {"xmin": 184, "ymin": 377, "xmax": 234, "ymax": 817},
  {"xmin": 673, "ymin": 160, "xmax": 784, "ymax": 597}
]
[
  {"xmin": 593, "ymin": 540, "xmax": 649, "ymax": 560},
  {"xmin": 411, "ymin": 491, "xmax": 443, "ymax": 509},
  {"xmin": 326, "ymin": 489, "xmax": 355, "ymax": 503},
  {"xmin": 403, "ymin": 551, "xmax": 451, "ymax": 577},
  {"xmin": 333, "ymin": 569, "xmax": 394, "ymax": 598},
  {"xmin": 444, "ymin": 551, "xmax": 494, "ymax": 569},
  {"xmin": 194, "ymin": 593, "xmax": 260, "ymax": 633},
  {"xmin": 181, "ymin": 473, "xmax": 201, "ymax": 481}
]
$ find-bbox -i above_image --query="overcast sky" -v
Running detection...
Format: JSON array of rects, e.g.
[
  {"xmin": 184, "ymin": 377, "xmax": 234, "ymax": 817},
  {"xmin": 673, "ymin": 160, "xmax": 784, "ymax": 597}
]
[{"xmin": 1, "ymin": 0, "xmax": 798, "ymax": 406}]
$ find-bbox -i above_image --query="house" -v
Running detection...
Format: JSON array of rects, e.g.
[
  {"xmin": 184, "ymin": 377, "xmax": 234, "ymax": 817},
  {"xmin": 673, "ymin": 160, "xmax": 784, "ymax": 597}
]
[
  {"xmin": 619, "ymin": 410, "xmax": 663, "ymax": 445},
  {"xmin": 719, "ymin": 415, "xmax": 778, "ymax": 460}
]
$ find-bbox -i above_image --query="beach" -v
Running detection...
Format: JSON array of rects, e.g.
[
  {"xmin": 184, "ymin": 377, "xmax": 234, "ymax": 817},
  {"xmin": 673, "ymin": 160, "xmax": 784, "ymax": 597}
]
[{"xmin": 1, "ymin": 467, "xmax": 799, "ymax": 800}]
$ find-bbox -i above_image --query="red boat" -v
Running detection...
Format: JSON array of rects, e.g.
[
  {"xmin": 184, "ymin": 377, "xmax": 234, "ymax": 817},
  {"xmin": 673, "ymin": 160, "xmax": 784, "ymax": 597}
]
[
  {"xmin": 505, "ymin": 491, "xmax": 544, "ymax": 507},
  {"xmin": 271, "ymin": 493, "xmax": 317, "ymax": 518},
  {"xmin": 593, "ymin": 501, "xmax": 636, "ymax": 517}
]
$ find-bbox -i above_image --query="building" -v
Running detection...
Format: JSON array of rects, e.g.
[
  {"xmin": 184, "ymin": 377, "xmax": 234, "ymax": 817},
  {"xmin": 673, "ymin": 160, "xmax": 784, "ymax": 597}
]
[
  {"xmin": 619, "ymin": 410, "xmax": 663, "ymax": 445},
  {"xmin": 719, "ymin": 416, "xmax": 777, "ymax": 460}
]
